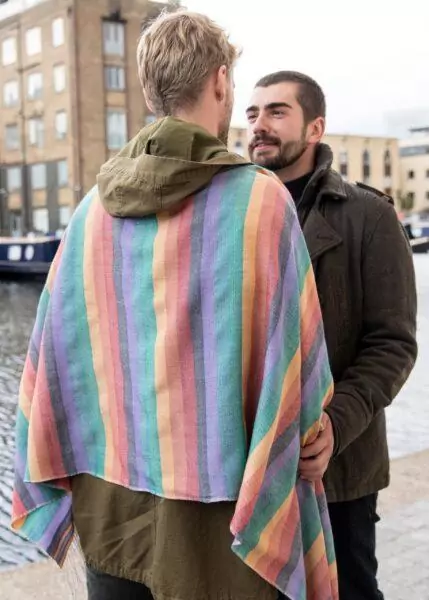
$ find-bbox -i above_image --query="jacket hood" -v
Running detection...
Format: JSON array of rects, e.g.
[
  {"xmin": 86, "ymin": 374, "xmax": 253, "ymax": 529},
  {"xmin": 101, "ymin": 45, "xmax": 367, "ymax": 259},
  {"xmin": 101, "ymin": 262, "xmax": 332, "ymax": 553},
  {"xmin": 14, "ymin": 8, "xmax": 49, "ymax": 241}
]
[{"xmin": 97, "ymin": 117, "xmax": 250, "ymax": 218}]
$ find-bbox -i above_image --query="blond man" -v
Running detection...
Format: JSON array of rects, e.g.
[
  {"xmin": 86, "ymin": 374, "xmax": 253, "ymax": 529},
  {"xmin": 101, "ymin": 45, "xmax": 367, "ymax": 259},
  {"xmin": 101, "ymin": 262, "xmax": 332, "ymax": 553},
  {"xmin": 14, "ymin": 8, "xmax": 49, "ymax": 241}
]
[{"xmin": 12, "ymin": 11, "xmax": 337, "ymax": 600}]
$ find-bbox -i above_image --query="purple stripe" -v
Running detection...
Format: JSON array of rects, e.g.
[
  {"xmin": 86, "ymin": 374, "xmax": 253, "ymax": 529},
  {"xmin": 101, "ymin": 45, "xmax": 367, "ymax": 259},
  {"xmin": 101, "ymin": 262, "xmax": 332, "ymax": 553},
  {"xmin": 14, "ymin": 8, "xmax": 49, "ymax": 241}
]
[
  {"xmin": 301, "ymin": 336, "xmax": 330, "ymax": 409},
  {"xmin": 121, "ymin": 220, "xmax": 149, "ymax": 489},
  {"xmin": 39, "ymin": 496, "xmax": 72, "ymax": 550},
  {"xmin": 259, "ymin": 430, "xmax": 299, "ymax": 498},
  {"xmin": 282, "ymin": 554, "xmax": 306, "ymax": 600},
  {"xmin": 200, "ymin": 176, "xmax": 225, "ymax": 495},
  {"xmin": 50, "ymin": 283, "xmax": 88, "ymax": 470}
]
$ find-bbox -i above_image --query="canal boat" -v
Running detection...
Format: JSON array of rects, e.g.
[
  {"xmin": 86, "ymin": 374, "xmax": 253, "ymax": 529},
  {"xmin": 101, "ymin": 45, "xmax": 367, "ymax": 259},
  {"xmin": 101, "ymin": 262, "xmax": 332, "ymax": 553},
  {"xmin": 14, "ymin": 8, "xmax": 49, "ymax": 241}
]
[
  {"xmin": 402, "ymin": 215, "xmax": 429, "ymax": 254},
  {"xmin": 0, "ymin": 236, "xmax": 61, "ymax": 275}
]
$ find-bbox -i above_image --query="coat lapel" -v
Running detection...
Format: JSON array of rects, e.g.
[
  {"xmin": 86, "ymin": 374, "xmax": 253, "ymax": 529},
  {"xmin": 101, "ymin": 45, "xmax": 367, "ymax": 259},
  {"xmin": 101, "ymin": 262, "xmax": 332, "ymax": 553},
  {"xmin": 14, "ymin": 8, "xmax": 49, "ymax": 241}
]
[{"xmin": 303, "ymin": 209, "xmax": 343, "ymax": 262}]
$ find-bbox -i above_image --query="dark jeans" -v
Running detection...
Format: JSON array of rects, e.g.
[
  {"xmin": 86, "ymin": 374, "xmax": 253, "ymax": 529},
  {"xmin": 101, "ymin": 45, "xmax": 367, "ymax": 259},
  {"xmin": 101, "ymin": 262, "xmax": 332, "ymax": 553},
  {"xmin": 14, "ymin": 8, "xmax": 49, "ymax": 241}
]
[
  {"xmin": 86, "ymin": 567, "xmax": 288, "ymax": 599},
  {"xmin": 328, "ymin": 494, "xmax": 384, "ymax": 600}
]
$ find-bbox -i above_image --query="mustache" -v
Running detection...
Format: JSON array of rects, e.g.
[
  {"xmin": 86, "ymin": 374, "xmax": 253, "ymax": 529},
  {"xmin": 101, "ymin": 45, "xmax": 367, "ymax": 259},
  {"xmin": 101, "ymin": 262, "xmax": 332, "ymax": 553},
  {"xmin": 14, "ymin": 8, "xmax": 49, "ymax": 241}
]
[{"xmin": 249, "ymin": 133, "xmax": 281, "ymax": 149}]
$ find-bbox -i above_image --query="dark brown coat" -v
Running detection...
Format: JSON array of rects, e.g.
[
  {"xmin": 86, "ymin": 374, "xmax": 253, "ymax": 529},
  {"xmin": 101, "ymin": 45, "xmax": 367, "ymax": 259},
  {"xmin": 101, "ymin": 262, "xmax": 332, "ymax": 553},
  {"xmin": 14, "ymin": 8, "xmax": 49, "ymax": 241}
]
[{"xmin": 297, "ymin": 144, "xmax": 418, "ymax": 502}]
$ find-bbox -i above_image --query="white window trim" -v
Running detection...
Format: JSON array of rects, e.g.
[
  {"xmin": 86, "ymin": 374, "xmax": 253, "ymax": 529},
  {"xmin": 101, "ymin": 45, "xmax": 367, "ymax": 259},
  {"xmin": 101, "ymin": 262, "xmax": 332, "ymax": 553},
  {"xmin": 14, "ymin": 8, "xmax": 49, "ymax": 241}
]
[
  {"xmin": 2, "ymin": 37, "xmax": 17, "ymax": 66},
  {"xmin": 5, "ymin": 124, "xmax": 20, "ymax": 150},
  {"xmin": 52, "ymin": 18, "xmax": 65, "ymax": 48},
  {"xmin": 31, "ymin": 164, "xmax": 47, "ymax": 190},
  {"xmin": 106, "ymin": 109, "xmax": 127, "ymax": 150},
  {"xmin": 53, "ymin": 64, "xmax": 66, "ymax": 93},
  {"xmin": 26, "ymin": 27, "xmax": 42, "ymax": 57},
  {"xmin": 27, "ymin": 72, "xmax": 43, "ymax": 100},
  {"xmin": 55, "ymin": 111, "xmax": 68, "ymax": 139},
  {"xmin": 3, "ymin": 80, "xmax": 19, "ymax": 106}
]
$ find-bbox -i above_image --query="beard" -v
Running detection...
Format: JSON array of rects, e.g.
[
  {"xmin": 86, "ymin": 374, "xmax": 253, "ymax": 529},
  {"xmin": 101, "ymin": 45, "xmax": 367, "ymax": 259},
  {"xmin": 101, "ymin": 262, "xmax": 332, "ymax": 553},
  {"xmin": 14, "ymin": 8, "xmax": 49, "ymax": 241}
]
[{"xmin": 249, "ymin": 128, "xmax": 309, "ymax": 171}]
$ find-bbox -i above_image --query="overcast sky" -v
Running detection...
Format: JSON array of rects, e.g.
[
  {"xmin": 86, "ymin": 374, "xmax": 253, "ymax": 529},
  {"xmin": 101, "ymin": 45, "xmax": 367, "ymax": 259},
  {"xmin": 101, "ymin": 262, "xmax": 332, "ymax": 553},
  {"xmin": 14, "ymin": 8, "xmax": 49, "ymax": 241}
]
[{"xmin": 183, "ymin": 0, "xmax": 429, "ymax": 135}]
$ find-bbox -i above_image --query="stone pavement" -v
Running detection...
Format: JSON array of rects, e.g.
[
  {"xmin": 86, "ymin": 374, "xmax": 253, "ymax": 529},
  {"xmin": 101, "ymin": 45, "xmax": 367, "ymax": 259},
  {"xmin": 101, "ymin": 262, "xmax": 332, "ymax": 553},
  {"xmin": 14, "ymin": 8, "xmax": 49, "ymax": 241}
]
[{"xmin": 1, "ymin": 449, "xmax": 429, "ymax": 599}]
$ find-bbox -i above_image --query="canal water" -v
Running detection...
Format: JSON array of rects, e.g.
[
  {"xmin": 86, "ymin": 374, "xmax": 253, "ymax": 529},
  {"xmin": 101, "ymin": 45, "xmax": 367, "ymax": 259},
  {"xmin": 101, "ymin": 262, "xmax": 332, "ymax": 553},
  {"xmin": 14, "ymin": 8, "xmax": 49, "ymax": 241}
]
[{"xmin": 0, "ymin": 256, "xmax": 428, "ymax": 569}]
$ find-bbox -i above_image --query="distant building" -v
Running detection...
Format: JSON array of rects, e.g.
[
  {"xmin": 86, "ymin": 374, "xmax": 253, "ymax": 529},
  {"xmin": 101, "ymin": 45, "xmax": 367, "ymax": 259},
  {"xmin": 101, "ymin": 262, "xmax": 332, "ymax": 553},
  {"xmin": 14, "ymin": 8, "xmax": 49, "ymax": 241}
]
[
  {"xmin": 229, "ymin": 127, "xmax": 401, "ymax": 205},
  {"xmin": 0, "ymin": 0, "xmax": 171, "ymax": 236},
  {"xmin": 399, "ymin": 127, "xmax": 429, "ymax": 213}
]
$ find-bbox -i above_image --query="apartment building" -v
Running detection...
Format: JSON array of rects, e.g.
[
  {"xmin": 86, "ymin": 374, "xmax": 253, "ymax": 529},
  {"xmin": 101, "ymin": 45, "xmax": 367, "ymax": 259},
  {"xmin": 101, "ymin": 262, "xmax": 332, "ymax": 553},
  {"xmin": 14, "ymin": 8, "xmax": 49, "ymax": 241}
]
[
  {"xmin": 0, "ymin": 0, "xmax": 169, "ymax": 236},
  {"xmin": 399, "ymin": 127, "xmax": 429, "ymax": 213},
  {"xmin": 229, "ymin": 127, "xmax": 401, "ymax": 204}
]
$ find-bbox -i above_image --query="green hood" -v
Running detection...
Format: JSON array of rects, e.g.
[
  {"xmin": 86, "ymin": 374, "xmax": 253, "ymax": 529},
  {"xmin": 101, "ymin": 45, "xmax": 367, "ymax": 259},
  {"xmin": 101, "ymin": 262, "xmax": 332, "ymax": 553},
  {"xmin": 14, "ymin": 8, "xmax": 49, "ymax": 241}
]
[{"xmin": 97, "ymin": 117, "xmax": 250, "ymax": 218}]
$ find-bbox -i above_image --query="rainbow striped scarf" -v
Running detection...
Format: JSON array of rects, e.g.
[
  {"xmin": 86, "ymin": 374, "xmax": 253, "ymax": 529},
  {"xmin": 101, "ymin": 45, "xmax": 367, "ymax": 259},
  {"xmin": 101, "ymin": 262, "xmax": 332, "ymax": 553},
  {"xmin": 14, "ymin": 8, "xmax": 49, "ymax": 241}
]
[{"xmin": 12, "ymin": 164, "xmax": 337, "ymax": 599}]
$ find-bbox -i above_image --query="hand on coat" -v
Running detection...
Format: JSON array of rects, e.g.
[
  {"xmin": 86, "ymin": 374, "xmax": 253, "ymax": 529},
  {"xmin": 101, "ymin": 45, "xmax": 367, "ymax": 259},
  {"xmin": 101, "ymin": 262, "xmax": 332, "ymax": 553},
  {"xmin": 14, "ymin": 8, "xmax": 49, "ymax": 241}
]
[{"xmin": 299, "ymin": 413, "xmax": 334, "ymax": 481}]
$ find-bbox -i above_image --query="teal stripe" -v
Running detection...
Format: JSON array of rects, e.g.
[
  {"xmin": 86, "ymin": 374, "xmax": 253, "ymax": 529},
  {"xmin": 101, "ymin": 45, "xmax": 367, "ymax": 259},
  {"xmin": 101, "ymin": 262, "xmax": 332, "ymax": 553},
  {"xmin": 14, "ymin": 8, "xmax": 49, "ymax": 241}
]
[
  {"xmin": 130, "ymin": 217, "xmax": 162, "ymax": 491},
  {"xmin": 214, "ymin": 167, "xmax": 256, "ymax": 496},
  {"xmin": 293, "ymin": 231, "xmax": 312, "ymax": 293},
  {"xmin": 59, "ymin": 189, "xmax": 105, "ymax": 474}
]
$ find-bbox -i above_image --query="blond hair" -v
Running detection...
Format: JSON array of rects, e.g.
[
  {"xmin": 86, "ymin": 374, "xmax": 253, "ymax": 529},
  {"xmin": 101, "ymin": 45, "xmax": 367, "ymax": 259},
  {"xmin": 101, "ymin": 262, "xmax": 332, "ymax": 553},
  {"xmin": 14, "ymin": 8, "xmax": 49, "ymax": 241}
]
[{"xmin": 137, "ymin": 10, "xmax": 239, "ymax": 116}]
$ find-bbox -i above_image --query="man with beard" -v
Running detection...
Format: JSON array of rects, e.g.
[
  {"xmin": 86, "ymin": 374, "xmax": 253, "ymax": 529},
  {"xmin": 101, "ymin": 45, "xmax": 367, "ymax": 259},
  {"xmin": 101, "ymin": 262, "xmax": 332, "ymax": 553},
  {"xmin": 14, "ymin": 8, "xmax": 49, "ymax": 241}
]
[
  {"xmin": 247, "ymin": 71, "xmax": 418, "ymax": 600},
  {"xmin": 12, "ymin": 20, "xmax": 339, "ymax": 600}
]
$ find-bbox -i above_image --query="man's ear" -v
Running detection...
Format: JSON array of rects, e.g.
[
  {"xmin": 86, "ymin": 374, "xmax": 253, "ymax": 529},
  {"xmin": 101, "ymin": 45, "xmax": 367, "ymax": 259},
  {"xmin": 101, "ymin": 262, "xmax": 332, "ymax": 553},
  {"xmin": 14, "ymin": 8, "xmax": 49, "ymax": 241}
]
[
  {"xmin": 143, "ymin": 89, "xmax": 155, "ymax": 115},
  {"xmin": 214, "ymin": 65, "xmax": 228, "ymax": 103},
  {"xmin": 308, "ymin": 117, "xmax": 325, "ymax": 144}
]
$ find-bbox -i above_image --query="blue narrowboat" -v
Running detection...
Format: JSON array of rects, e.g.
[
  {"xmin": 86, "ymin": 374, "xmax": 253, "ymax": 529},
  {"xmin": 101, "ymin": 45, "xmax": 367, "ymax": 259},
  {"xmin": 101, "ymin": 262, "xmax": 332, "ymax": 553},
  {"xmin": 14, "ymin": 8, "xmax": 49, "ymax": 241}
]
[{"xmin": 0, "ymin": 236, "xmax": 61, "ymax": 275}]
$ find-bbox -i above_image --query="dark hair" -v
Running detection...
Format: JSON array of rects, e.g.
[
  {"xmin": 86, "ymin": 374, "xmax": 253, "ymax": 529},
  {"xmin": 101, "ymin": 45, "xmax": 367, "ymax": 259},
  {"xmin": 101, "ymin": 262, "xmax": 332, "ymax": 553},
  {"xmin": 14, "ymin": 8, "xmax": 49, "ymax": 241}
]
[{"xmin": 255, "ymin": 71, "xmax": 326, "ymax": 123}]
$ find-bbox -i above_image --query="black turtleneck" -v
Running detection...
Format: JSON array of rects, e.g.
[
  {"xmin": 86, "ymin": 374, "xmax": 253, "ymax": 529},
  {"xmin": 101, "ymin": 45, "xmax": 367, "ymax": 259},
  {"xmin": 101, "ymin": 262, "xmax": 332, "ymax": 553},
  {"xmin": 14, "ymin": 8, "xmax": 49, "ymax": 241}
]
[{"xmin": 284, "ymin": 171, "xmax": 314, "ymax": 206}]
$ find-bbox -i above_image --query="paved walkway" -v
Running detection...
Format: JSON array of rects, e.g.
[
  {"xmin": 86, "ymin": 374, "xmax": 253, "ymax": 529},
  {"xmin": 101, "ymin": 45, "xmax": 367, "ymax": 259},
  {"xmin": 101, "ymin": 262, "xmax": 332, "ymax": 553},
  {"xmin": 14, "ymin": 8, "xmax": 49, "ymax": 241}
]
[{"xmin": 1, "ymin": 449, "xmax": 429, "ymax": 599}]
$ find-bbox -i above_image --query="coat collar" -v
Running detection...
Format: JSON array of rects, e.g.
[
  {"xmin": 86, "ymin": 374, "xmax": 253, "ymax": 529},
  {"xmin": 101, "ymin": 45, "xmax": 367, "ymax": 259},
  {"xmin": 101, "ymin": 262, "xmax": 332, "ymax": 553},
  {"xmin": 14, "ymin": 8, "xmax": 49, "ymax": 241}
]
[{"xmin": 300, "ymin": 144, "xmax": 345, "ymax": 261}]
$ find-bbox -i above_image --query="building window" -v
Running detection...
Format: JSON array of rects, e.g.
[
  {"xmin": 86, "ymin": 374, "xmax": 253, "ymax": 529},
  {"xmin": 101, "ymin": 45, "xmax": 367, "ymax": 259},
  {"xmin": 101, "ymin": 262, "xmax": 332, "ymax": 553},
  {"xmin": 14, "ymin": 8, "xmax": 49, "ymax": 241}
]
[
  {"xmin": 27, "ymin": 72, "xmax": 43, "ymax": 100},
  {"xmin": 59, "ymin": 205, "xmax": 71, "ymax": 227},
  {"xmin": 57, "ymin": 159, "xmax": 68, "ymax": 187},
  {"xmin": 106, "ymin": 109, "xmax": 127, "ymax": 150},
  {"xmin": 426, "ymin": 169, "xmax": 429, "ymax": 178},
  {"xmin": 233, "ymin": 140, "xmax": 244, "ymax": 155},
  {"xmin": 105, "ymin": 66, "xmax": 125, "ymax": 90},
  {"xmin": 53, "ymin": 64, "xmax": 66, "ymax": 93},
  {"xmin": 28, "ymin": 118, "xmax": 44, "ymax": 148},
  {"xmin": 5, "ymin": 123, "xmax": 20, "ymax": 150},
  {"xmin": 7, "ymin": 166, "xmax": 22, "ymax": 191},
  {"xmin": 3, "ymin": 80, "xmax": 19, "ymax": 107},
  {"xmin": 426, "ymin": 191, "xmax": 429, "ymax": 201},
  {"xmin": 52, "ymin": 17, "xmax": 65, "ymax": 47},
  {"xmin": 400, "ymin": 145, "xmax": 429, "ymax": 157},
  {"xmin": 362, "ymin": 149, "xmax": 370, "ymax": 181},
  {"xmin": 26, "ymin": 27, "xmax": 42, "ymax": 57},
  {"xmin": 339, "ymin": 149, "xmax": 348, "ymax": 178},
  {"xmin": 33, "ymin": 207, "xmax": 49, "ymax": 233},
  {"xmin": 384, "ymin": 149, "xmax": 392, "ymax": 178},
  {"xmin": 2, "ymin": 37, "xmax": 16, "ymax": 66},
  {"xmin": 408, "ymin": 170, "xmax": 415, "ymax": 180},
  {"xmin": 55, "ymin": 111, "xmax": 67, "ymax": 139},
  {"xmin": 103, "ymin": 21, "xmax": 125, "ymax": 56},
  {"xmin": 31, "ymin": 163, "xmax": 47, "ymax": 190}
]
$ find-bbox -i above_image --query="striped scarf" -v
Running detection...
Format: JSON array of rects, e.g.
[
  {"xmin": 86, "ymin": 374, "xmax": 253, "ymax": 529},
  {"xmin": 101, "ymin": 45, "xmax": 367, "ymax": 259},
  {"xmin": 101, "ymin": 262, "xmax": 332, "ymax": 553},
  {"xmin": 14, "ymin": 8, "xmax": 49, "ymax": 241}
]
[{"xmin": 12, "ymin": 165, "xmax": 337, "ymax": 600}]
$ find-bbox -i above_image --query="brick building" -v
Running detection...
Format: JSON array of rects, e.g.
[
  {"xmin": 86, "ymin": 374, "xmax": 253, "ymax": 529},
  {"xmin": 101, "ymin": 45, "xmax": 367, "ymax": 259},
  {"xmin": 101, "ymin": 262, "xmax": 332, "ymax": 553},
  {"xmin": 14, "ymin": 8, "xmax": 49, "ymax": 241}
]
[{"xmin": 0, "ymin": 0, "xmax": 169, "ymax": 236}]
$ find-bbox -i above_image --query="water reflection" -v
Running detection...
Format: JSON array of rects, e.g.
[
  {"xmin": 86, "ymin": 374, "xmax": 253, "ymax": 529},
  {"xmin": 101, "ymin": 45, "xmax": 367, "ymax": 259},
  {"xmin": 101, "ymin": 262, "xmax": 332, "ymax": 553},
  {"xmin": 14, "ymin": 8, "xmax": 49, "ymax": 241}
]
[{"xmin": 0, "ymin": 280, "xmax": 45, "ymax": 569}]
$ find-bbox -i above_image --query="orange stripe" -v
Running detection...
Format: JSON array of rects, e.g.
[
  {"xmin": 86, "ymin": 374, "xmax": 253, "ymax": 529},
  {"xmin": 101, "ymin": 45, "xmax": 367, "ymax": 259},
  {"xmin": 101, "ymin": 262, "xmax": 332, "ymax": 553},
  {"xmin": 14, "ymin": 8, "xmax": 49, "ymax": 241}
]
[
  {"xmin": 245, "ymin": 490, "xmax": 298, "ymax": 579},
  {"xmin": 153, "ymin": 213, "xmax": 175, "ymax": 493},
  {"xmin": 242, "ymin": 176, "xmax": 264, "ymax": 431},
  {"xmin": 101, "ymin": 207, "xmax": 128, "ymax": 483},
  {"xmin": 28, "ymin": 344, "xmax": 62, "ymax": 480},
  {"xmin": 163, "ymin": 209, "xmax": 187, "ymax": 492}
]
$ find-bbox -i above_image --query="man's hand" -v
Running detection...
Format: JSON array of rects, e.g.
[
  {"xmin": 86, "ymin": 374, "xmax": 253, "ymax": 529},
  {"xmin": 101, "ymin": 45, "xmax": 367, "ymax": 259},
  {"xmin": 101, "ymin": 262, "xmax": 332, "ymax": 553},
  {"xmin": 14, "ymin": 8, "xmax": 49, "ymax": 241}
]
[{"xmin": 299, "ymin": 413, "xmax": 334, "ymax": 481}]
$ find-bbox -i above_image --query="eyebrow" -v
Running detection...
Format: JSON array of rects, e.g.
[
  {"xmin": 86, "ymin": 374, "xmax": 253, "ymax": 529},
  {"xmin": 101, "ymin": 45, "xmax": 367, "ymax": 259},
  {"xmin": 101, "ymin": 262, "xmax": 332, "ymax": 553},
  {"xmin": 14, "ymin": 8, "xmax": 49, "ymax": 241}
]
[{"xmin": 246, "ymin": 102, "xmax": 293, "ymax": 115}]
